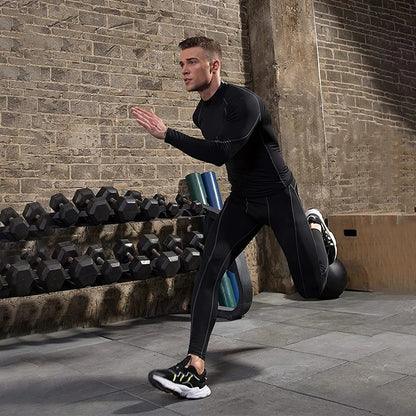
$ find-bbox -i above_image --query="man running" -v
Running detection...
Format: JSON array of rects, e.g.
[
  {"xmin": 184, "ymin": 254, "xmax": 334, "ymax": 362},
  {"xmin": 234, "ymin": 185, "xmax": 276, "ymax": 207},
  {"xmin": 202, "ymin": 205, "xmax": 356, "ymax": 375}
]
[{"xmin": 131, "ymin": 36, "xmax": 336, "ymax": 399}]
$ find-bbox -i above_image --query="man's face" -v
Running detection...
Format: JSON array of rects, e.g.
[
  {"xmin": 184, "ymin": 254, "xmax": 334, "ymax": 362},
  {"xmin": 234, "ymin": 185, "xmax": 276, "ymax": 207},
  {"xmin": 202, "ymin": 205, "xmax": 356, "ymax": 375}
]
[{"xmin": 179, "ymin": 46, "xmax": 215, "ymax": 92}]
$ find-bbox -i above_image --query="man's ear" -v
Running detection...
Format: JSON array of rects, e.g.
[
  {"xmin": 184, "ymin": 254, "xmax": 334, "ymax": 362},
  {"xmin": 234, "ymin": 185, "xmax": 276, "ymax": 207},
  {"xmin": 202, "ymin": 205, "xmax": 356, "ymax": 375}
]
[{"xmin": 210, "ymin": 59, "xmax": 220, "ymax": 73}]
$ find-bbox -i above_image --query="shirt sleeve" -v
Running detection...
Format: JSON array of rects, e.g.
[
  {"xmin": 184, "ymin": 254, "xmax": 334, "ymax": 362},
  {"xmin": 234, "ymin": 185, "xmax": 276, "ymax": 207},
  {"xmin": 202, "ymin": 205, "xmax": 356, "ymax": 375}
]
[{"xmin": 164, "ymin": 91, "xmax": 261, "ymax": 166}]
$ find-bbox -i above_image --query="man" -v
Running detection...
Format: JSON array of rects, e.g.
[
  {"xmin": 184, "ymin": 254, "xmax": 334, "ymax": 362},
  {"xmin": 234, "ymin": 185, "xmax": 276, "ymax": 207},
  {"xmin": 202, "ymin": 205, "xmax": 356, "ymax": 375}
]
[{"xmin": 131, "ymin": 36, "xmax": 336, "ymax": 400}]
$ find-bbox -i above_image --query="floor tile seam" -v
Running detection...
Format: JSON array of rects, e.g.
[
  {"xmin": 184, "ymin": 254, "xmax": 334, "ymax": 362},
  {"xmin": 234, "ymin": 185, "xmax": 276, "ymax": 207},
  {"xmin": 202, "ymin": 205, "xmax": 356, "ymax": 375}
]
[
  {"xmin": 102, "ymin": 315, "xmax": 190, "ymax": 338},
  {"xmin": 110, "ymin": 323, "xmax": 192, "ymax": 340},
  {"xmin": 287, "ymin": 329, "xmax": 389, "ymax": 341},
  {"xmin": 252, "ymin": 301, "xmax": 299, "ymax": 307},
  {"xmin": 247, "ymin": 311, "xmax": 325, "ymax": 324},
  {"xmin": 0, "ymin": 351, "xmax": 107, "ymax": 374},
  {"xmin": 126, "ymin": 393, "xmax": 187, "ymax": 415},
  {"xmin": 114, "ymin": 340, "xmax": 183, "ymax": 359},
  {"xmin": 208, "ymin": 341, "xmax": 275, "ymax": 364},
  {"xmin": 214, "ymin": 331, "xmax": 292, "ymax": 348},
  {"xmin": 272, "ymin": 324, "xmax": 364, "ymax": 337},
  {"xmin": 272, "ymin": 306, "xmax": 393, "ymax": 319},
  {"xmin": 372, "ymin": 329, "xmax": 416, "ymax": 339},
  {"xmin": 224, "ymin": 336, "xmax": 324, "ymax": 350},
  {"xmin": 0, "ymin": 336, "xmax": 114, "ymax": 357},
  {"xmin": 280, "ymin": 326, "xmax": 388, "ymax": 338},
  {"xmin": 115, "ymin": 336, "xmax": 272, "ymax": 358},
  {"xmin": 211, "ymin": 331, "xmax": 273, "ymax": 344},
  {"xmin": 278, "ymin": 345, "xmax": 416, "ymax": 379},
  {"xmin": 276, "ymin": 343, "xmax": 350, "ymax": 363},
  {"xmin": 353, "ymin": 355, "xmax": 416, "ymax": 379},
  {"xmin": 255, "ymin": 320, "xmax": 355, "ymax": 333},
  {"xmin": 373, "ymin": 373, "xmax": 411, "ymax": 388},
  {"xmin": 264, "ymin": 382, "xmax": 385, "ymax": 416},
  {"xmin": 16, "ymin": 336, "xmax": 118, "ymax": 359},
  {"xmin": 87, "ymin": 376, "xmax": 144, "ymax": 392},
  {"xmin": 207, "ymin": 319, "xmax": 276, "ymax": 338},
  {"xmin": 53, "ymin": 387, "xmax": 136, "ymax": 407},
  {"xmin": 294, "ymin": 308, "xmax": 390, "ymax": 318},
  {"xmin": 224, "ymin": 325, "xmax": 337, "ymax": 345},
  {"xmin": 279, "ymin": 343, "xmax": 385, "ymax": 363}
]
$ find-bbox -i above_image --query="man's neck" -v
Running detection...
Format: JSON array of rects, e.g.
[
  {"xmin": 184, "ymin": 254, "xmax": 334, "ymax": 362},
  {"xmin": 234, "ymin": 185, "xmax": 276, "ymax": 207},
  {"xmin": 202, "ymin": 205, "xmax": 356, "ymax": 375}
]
[{"xmin": 198, "ymin": 78, "xmax": 222, "ymax": 101}]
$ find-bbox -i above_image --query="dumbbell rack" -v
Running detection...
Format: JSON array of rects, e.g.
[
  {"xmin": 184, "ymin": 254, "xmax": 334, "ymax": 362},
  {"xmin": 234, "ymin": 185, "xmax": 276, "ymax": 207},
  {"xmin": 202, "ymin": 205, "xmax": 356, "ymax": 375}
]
[
  {"xmin": 0, "ymin": 194, "xmax": 253, "ymax": 323},
  {"xmin": 0, "ymin": 206, "xmax": 199, "ymax": 243},
  {"xmin": 0, "ymin": 205, "xmax": 202, "ymax": 294}
]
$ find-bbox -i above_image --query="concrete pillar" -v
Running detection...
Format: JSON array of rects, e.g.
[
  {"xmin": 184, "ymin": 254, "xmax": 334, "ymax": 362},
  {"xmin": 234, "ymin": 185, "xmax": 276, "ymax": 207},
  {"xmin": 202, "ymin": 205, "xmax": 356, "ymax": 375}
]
[{"xmin": 245, "ymin": 0, "xmax": 329, "ymax": 292}]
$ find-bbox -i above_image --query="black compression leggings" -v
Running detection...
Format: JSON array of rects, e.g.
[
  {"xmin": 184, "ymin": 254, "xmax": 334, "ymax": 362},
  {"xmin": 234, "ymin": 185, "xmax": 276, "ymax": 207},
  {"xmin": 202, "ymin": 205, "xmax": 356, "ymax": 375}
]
[{"xmin": 188, "ymin": 182, "xmax": 329, "ymax": 360}]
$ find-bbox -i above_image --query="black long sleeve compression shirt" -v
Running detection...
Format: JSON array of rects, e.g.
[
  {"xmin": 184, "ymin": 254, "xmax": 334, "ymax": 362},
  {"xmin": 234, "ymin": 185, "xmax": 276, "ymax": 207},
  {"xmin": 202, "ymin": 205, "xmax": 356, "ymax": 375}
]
[{"xmin": 165, "ymin": 82, "xmax": 294, "ymax": 198}]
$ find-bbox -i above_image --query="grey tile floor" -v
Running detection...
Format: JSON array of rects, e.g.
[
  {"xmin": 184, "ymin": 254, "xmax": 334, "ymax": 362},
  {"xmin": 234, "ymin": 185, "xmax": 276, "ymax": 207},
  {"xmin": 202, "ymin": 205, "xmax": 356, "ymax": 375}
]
[{"xmin": 1, "ymin": 290, "xmax": 416, "ymax": 416}]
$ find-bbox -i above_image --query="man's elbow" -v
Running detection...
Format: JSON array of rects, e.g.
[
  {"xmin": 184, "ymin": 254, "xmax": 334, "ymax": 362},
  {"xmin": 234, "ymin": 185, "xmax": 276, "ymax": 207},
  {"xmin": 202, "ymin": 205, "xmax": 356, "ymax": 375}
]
[{"xmin": 211, "ymin": 156, "xmax": 228, "ymax": 167}]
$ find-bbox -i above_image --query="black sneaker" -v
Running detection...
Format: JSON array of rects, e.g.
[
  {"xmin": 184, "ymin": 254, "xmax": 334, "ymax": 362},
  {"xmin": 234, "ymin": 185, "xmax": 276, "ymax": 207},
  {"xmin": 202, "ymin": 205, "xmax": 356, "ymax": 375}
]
[
  {"xmin": 148, "ymin": 356, "xmax": 211, "ymax": 399},
  {"xmin": 306, "ymin": 208, "xmax": 337, "ymax": 264}
]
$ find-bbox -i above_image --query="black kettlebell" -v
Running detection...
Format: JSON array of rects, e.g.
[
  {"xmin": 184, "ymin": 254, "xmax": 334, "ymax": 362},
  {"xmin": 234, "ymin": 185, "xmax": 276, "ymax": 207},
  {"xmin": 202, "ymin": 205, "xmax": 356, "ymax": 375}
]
[{"xmin": 319, "ymin": 259, "xmax": 348, "ymax": 300}]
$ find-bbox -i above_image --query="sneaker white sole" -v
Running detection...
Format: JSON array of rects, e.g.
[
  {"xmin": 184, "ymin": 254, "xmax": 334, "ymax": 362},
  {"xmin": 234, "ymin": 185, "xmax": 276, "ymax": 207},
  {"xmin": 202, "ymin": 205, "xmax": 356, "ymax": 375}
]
[
  {"xmin": 306, "ymin": 208, "xmax": 337, "ymax": 262},
  {"xmin": 152, "ymin": 374, "xmax": 211, "ymax": 399}
]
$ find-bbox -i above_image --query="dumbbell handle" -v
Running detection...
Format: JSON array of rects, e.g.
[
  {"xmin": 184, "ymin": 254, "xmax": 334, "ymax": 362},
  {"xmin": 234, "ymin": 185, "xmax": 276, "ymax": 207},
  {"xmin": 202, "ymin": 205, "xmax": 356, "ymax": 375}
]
[
  {"xmin": 0, "ymin": 261, "xmax": 28, "ymax": 274},
  {"xmin": 172, "ymin": 246, "xmax": 184, "ymax": 255},
  {"xmin": 56, "ymin": 200, "xmax": 76, "ymax": 208},
  {"xmin": 155, "ymin": 196, "xmax": 172, "ymax": 208},
  {"xmin": 32, "ymin": 256, "xmax": 44, "ymax": 264},
  {"xmin": 107, "ymin": 197, "xmax": 118, "ymax": 205},
  {"xmin": 181, "ymin": 196, "xmax": 194, "ymax": 205},
  {"xmin": 126, "ymin": 252, "xmax": 135, "ymax": 262},
  {"xmin": 151, "ymin": 248, "xmax": 161, "ymax": 258},
  {"xmin": 191, "ymin": 241, "xmax": 204, "ymax": 250},
  {"xmin": 4, "ymin": 214, "xmax": 26, "ymax": 223},
  {"xmin": 95, "ymin": 256, "xmax": 105, "ymax": 265}
]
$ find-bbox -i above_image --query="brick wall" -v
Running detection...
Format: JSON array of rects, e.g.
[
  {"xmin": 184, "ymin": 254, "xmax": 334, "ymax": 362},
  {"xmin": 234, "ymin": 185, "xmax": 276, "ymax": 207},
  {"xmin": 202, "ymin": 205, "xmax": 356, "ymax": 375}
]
[
  {"xmin": 0, "ymin": 0, "xmax": 249, "ymax": 210},
  {"xmin": 3, "ymin": 1, "xmax": 415, "ymax": 215},
  {"xmin": 314, "ymin": 0, "xmax": 416, "ymax": 212}
]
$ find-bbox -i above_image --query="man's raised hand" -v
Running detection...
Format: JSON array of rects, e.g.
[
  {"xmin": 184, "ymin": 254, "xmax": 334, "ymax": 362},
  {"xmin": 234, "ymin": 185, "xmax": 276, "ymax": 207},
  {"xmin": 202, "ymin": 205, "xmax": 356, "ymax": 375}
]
[{"xmin": 131, "ymin": 107, "xmax": 167, "ymax": 140}]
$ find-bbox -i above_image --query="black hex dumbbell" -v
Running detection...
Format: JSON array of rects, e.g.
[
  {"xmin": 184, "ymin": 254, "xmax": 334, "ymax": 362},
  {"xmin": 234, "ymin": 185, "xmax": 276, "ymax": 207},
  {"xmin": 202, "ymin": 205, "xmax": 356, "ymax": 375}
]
[
  {"xmin": 49, "ymin": 193, "xmax": 80, "ymax": 227},
  {"xmin": 85, "ymin": 245, "xmax": 123, "ymax": 284},
  {"xmin": 0, "ymin": 207, "xmax": 30, "ymax": 240},
  {"xmin": 52, "ymin": 241, "xmax": 98, "ymax": 287},
  {"xmin": 113, "ymin": 239, "xmax": 152, "ymax": 280},
  {"xmin": 72, "ymin": 188, "xmax": 112, "ymax": 225},
  {"xmin": 0, "ymin": 256, "xmax": 35, "ymax": 297},
  {"xmin": 186, "ymin": 231, "xmax": 205, "ymax": 251},
  {"xmin": 124, "ymin": 190, "xmax": 160, "ymax": 221},
  {"xmin": 23, "ymin": 249, "xmax": 66, "ymax": 293},
  {"xmin": 153, "ymin": 194, "xmax": 180, "ymax": 218},
  {"xmin": 96, "ymin": 186, "xmax": 139, "ymax": 222},
  {"xmin": 22, "ymin": 202, "xmax": 51, "ymax": 233},
  {"xmin": 137, "ymin": 234, "xmax": 180, "ymax": 278},
  {"xmin": 163, "ymin": 234, "xmax": 201, "ymax": 272},
  {"xmin": 175, "ymin": 194, "xmax": 204, "ymax": 215}
]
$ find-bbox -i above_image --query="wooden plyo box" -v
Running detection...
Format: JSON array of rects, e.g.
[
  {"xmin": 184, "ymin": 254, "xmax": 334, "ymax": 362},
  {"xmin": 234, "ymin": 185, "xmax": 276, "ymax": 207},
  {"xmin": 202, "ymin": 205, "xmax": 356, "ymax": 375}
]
[{"xmin": 327, "ymin": 213, "xmax": 416, "ymax": 293}]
